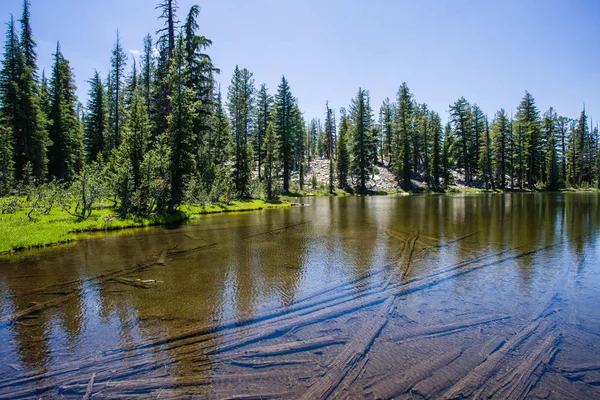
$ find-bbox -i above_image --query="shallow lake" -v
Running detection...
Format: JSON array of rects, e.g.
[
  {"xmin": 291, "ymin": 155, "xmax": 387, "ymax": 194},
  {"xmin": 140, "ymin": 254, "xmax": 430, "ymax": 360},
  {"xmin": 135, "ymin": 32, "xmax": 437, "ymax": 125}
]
[{"xmin": 1, "ymin": 193, "xmax": 599, "ymax": 398}]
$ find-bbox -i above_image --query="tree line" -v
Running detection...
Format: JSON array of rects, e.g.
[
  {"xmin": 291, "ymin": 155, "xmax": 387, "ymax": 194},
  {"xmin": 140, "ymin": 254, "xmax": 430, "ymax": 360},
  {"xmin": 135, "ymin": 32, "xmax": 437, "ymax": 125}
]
[{"xmin": 1, "ymin": 1, "xmax": 598, "ymax": 218}]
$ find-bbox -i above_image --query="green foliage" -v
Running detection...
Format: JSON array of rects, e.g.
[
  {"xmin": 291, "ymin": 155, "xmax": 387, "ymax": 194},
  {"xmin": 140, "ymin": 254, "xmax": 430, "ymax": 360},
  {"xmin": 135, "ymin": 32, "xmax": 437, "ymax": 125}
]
[
  {"xmin": 0, "ymin": 125, "xmax": 14, "ymax": 194},
  {"xmin": 263, "ymin": 119, "xmax": 280, "ymax": 201},
  {"xmin": 227, "ymin": 65, "xmax": 254, "ymax": 197},
  {"xmin": 107, "ymin": 30, "xmax": 127, "ymax": 149},
  {"xmin": 449, "ymin": 96, "xmax": 472, "ymax": 184},
  {"xmin": 26, "ymin": 179, "xmax": 63, "ymax": 220},
  {"xmin": 84, "ymin": 70, "xmax": 107, "ymax": 162},
  {"xmin": 274, "ymin": 76, "xmax": 296, "ymax": 192},
  {"xmin": 337, "ymin": 108, "xmax": 350, "ymax": 189},
  {"xmin": 61, "ymin": 161, "xmax": 106, "ymax": 220},
  {"xmin": 48, "ymin": 42, "xmax": 82, "ymax": 181},
  {"xmin": 393, "ymin": 83, "xmax": 414, "ymax": 189},
  {"xmin": 350, "ymin": 88, "xmax": 375, "ymax": 192},
  {"xmin": 254, "ymin": 83, "xmax": 272, "ymax": 180},
  {"xmin": 515, "ymin": 91, "xmax": 541, "ymax": 189}
]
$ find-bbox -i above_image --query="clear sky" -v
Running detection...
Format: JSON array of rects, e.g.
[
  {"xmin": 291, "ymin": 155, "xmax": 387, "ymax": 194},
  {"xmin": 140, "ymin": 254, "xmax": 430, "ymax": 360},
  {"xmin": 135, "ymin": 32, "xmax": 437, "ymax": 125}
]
[{"xmin": 1, "ymin": 0, "xmax": 598, "ymax": 124}]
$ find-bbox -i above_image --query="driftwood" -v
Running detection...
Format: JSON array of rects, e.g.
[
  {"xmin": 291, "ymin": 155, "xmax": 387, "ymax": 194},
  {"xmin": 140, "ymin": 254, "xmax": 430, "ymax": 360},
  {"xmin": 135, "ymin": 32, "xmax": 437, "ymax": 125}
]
[
  {"xmin": 299, "ymin": 296, "xmax": 396, "ymax": 400},
  {"xmin": 107, "ymin": 277, "xmax": 153, "ymax": 289},
  {"xmin": 81, "ymin": 373, "xmax": 95, "ymax": 400},
  {"xmin": 241, "ymin": 221, "xmax": 309, "ymax": 240},
  {"xmin": 435, "ymin": 231, "xmax": 479, "ymax": 249},
  {"xmin": 481, "ymin": 330, "xmax": 560, "ymax": 399},
  {"xmin": 364, "ymin": 347, "xmax": 464, "ymax": 399},
  {"xmin": 157, "ymin": 249, "xmax": 168, "ymax": 265},
  {"xmin": 229, "ymin": 359, "xmax": 310, "ymax": 369},
  {"xmin": 226, "ymin": 335, "xmax": 345, "ymax": 360},
  {"xmin": 389, "ymin": 314, "xmax": 511, "ymax": 343}
]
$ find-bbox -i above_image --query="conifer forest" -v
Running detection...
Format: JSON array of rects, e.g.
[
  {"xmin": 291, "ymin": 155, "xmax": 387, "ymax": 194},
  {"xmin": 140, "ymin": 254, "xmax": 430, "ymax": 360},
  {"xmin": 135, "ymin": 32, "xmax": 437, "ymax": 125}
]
[{"xmin": 1, "ymin": 0, "xmax": 598, "ymax": 212}]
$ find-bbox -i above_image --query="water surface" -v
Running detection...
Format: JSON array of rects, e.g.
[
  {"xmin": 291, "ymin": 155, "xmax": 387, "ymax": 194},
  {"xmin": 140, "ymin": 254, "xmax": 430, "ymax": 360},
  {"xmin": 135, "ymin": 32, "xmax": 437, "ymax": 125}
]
[{"xmin": 0, "ymin": 193, "xmax": 599, "ymax": 398}]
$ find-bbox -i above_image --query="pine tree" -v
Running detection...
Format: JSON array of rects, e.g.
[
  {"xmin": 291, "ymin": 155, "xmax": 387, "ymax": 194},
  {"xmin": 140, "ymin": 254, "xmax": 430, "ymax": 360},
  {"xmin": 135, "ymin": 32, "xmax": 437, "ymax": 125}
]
[
  {"xmin": 291, "ymin": 104, "xmax": 306, "ymax": 190},
  {"xmin": 108, "ymin": 30, "xmax": 127, "ymax": 149},
  {"xmin": 442, "ymin": 122, "xmax": 453, "ymax": 189},
  {"xmin": 471, "ymin": 104, "xmax": 485, "ymax": 179},
  {"xmin": 430, "ymin": 111, "xmax": 442, "ymax": 189},
  {"xmin": 0, "ymin": 125, "xmax": 13, "ymax": 194},
  {"xmin": 479, "ymin": 116, "xmax": 495, "ymax": 190},
  {"xmin": 121, "ymin": 90, "xmax": 151, "ymax": 189},
  {"xmin": 15, "ymin": 1, "xmax": 49, "ymax": 183},
  {"xmin": 490, "ymin": 109, "xmax": 510, "ymax": 188},
  {"xmin": 140, "ymin": 34, "xmax": 154, "ymax": 114},
  {"xmin": 0, "ymin": 16, "xmax": 20, "ymax": 186},
  {"xmin": 183, "ymin": 4, "xmax": 217, "ymax": 176},
  {"xmin": 227, "ymin": 65, "xmax": 254, "ymax": 197},
  {"xmin": 337, "ymin": 107, "xmax": 350, "ymax": 189},
  {"xmin": 152, "ymin": 0, "xmax": 179, "ymax": 139},
  {"xmin": 273, "ymin": 76, "xmax": 295, "ymax": 192},
  {"xmin": 254, "ymin": 83, "xmax": 272, "ymax": 180},
  {"xmin": 515, "ymin": 91, "xmax": 541, "ymax": 189},
  {"xmin": 394, "ymin": 83, "xmax": 414, "ymax": 188},
  {"xmin": 350, "ymin": 88, "xmax": 374, "ymax": 192},
  {"xmin": 125, "ymin": 58, "xmax": 138, "ymax": 109},
  {"xmin": 379, "ymin": 98, "xmax": 394, "ymax": 166},
  {"xmin": 263, "ymin": 118, "xmax": 279, "ymax": 201},
  {"xmin": 166, "ymin": 33, "xmax": 197, "ymax": 211},
  {"xmin": 449, "ymin": 97, "xmax": 472, "ymax": 185},
  {"xmin": 542, "ymin": 108, "xmax": 560, "ymax": 190},
  {"xmin": 556, "ymin": 116, "xmax": 569, "ymax": 184},
  {"xmin": 47, "ymin": 42, "xmax": 82, "ymax": 182},
  {"xmin": 84, "ymin": 70, "xmax": 107, "ymax": 162},
  {"xmin": 324, "ymin": 101, "xmax": 335, "ymax": 193}
]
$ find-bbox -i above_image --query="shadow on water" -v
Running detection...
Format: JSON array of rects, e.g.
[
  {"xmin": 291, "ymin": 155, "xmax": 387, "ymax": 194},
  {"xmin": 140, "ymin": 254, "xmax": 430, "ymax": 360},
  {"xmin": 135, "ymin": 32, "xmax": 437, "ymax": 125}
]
[{"xmin": 0, "ymin": 193, "xmax": 599, "ymax": 398}]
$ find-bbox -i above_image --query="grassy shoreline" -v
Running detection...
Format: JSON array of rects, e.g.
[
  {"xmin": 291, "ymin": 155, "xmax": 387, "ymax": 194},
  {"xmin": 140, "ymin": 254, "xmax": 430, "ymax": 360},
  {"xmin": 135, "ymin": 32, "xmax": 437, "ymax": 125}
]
[{"xmin": 0, "ymin": 199, "xmax": 291, "ymax": 255}]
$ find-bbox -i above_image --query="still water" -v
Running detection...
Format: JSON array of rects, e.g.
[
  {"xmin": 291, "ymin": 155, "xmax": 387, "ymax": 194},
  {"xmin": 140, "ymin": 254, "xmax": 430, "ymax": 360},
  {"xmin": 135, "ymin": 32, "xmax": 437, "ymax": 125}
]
[{"xmin": 0, "ymin": 193, "xmax": 599, "ymax": 398}]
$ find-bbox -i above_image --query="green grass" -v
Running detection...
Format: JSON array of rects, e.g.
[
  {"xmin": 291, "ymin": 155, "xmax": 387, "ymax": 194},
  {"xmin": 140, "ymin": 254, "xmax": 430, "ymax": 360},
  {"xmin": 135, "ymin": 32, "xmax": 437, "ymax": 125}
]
[{"xmin": 0, "ymin": 199, "xmax": 291, "ymax": 254}]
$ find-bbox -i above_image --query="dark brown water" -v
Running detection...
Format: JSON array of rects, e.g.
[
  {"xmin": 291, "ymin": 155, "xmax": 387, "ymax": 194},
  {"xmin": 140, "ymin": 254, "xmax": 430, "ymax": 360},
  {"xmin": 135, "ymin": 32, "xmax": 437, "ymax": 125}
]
[{"xmin": 0, "ymin": 193, "xmax": 599, "ymax": 399}]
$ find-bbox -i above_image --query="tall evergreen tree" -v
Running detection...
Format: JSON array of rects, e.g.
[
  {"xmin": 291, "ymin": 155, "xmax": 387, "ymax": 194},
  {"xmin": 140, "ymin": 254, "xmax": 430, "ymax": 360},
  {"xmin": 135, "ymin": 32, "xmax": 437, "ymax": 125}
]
[
  {"xmin": 490, "ymin": 109, "xmax": 510, "ymax": 188},
  {"xmin": 479, "ymin": 116, "xmax": 495, "ymax": 190},
  {"xmin": 84, "ymin": 70, "xmax": 107, "ymax": 162},
  {"xmin": 273, "ymin": 76, "xmax": 295, "ymax": 192},
  {"xmin": 122, "ymin": 90, "xmax": 151, "ymax": 188},
  {"xmin": 108, "ymin": 30, "xmax": 127, "ymax": 149},
  {"xmin": 515, "ymin": 91, "xmax": 541, "ymax": 189},
  {"xmin": 542, "ymin": 108, "xmax": 560, "ymax": 190},
  {"xmin": 0, "ymin": 15, "xmax": 20, "ymax": 185},
  {"xmin": 166, "ymin": 33, "xmax": 197, "ymax": 211},
  {"xmin": 183, "ymin": 4, "xmax": 218, "ymax": 175},
  {"xmin": 350, "ymin": 88, "xmax": 374, "ymax": 192},
  {"xmin": 430, "ymin": 111, "xmax": 443, "ymax": 189},
  {"xmin": 394, "ymin": 83, "xmax": 414, "ymax": 188},
  {"xmin": 140, "ymin": 34, "xmax": 154, "ymax": 114},
  {"xmin": 263, "ymin": 118, "xmax": 279, "ymax": 200},
  {"xmin": 254, "ymin": 83, "xmax": 272, "ymax": 180},
  {"xmin": 152, "ymin": 0, "xmax": 178, "ymax": 138},
  {"xmin": 14, "ymin": 1, "xmax": 49, "ymax": 183},
  {"xmin": 379, "ymin": 98, "xmax": 394, "ymax": 166},
  {"xmin": 227, "ymin": 65, "xmax": 254, "ymax": 197},
  {"xmin": 0, "ymin": 124, "xmax": 13, "ymax": 194},
  {"xmin": 471, "ymin": 104, "xmax": 486, "ymax": 178},
  {"xmin": 337, "ymin": 107, "xmax": 350, "ymax": 189},
  {"xmin": 47, "ymin": 42, "xmax": 82, "ymax": 181},
  {"xmin": 449, "ymin": 97, "xmax": 472, "ymax": 185}
]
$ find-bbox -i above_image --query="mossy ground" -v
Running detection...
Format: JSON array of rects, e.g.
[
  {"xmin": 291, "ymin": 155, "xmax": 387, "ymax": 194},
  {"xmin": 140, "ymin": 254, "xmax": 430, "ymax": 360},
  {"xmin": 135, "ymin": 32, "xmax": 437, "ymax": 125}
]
[{"xmin": 0, "ymin": 199, "xmax": 291, "ymax": 254}]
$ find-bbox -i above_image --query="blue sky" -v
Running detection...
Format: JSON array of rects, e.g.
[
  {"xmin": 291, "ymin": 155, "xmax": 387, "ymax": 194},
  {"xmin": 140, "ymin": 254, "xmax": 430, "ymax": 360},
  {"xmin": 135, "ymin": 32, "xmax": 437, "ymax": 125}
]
[{"xmin": 1, "ymin": 0, "xmax": 598, "ymax": 124}]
